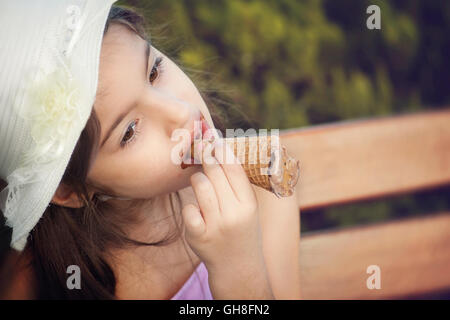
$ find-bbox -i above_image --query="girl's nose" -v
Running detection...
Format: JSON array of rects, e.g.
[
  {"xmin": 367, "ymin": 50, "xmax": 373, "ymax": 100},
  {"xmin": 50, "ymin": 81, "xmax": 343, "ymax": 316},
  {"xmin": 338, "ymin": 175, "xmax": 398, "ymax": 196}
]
[{"xmin": 145, "ymin": 88, "xmax": 192, "ymax": 135}]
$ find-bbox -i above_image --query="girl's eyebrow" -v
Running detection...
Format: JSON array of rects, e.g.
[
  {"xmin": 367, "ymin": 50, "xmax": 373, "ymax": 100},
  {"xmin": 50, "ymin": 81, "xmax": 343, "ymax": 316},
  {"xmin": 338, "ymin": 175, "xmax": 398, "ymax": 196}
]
[{"xmin": 100, "ymin": 41, "xmax": 151, "ymax": 149}]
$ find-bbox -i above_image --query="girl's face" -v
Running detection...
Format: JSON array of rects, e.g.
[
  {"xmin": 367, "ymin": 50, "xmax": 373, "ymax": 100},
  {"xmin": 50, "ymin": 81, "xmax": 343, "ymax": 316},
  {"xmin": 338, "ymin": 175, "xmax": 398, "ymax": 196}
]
[{"xmin": 87, "ymin": 23, "xmax": 210, "ymax": 199}]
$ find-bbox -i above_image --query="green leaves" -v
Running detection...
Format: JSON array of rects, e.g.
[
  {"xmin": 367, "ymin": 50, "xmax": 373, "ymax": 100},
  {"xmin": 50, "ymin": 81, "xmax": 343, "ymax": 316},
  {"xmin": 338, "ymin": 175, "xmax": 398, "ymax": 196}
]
[{"xmin": 123, "ymin": 0, "xmax": 449, "ymax": 128}]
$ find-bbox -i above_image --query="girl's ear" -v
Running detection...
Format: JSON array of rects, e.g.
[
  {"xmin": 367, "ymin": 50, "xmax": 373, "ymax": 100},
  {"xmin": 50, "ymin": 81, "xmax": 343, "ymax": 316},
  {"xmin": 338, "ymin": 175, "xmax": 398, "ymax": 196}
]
[{"xmin": 51, "ymin": 183, "xmax": 93, "ymax": 208}]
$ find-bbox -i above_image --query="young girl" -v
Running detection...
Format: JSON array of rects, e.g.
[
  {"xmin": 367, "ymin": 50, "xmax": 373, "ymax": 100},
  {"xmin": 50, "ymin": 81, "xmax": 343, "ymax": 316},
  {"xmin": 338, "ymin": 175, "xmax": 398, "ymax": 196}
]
[{"xmin": 0, "ymin": 2, "xmax": 301, "ymax": 299}]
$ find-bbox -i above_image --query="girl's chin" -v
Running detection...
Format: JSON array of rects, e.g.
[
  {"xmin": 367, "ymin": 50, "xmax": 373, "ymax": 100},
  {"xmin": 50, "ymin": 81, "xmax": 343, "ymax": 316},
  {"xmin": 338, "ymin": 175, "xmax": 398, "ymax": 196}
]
[
  {"xmin": 131, "ymin": 166, "xmax": 203, "ymax": 198},
  {"xmin": 176, "ymin": 164, "xmax": 203, "ymax": 187},
  {"xmin": 182, "ymin": 164, "xmax": 202, "ymax": 177}
]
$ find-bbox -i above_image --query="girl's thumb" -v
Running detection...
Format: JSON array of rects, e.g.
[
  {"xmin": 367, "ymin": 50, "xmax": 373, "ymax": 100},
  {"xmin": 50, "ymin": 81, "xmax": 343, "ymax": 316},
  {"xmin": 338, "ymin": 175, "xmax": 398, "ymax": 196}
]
[{"xmin": 181, "ymin": 203, "xmax": 206, "ymax": 238}]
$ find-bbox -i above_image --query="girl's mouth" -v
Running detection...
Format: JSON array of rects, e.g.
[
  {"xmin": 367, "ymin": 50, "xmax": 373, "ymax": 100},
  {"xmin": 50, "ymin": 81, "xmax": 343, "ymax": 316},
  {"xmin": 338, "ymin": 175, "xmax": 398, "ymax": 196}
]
[
  {"xmin": 191, "ymin": 115, "xmax": 213, "ymax": 144},
  {"xmin": 180, "ymin": 115, "xmax": 214, "ymax": 169}
]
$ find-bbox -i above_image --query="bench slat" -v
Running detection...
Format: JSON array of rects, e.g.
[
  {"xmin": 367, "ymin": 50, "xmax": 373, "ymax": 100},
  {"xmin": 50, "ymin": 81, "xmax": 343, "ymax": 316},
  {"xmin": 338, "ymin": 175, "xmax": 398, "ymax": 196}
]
[
  {"xmin": 299, "ymin": 213, "xmax": 450, "ymax": 299},
  {"xmin": 280, "ymin": 109, "xmax": 450, "ymax": 210}
]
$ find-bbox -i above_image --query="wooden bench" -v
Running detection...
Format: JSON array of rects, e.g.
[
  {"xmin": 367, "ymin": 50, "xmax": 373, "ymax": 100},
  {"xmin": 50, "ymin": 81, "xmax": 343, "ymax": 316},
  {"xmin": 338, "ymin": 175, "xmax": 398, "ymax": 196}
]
[{"xmin": 280, "ymin": 109, "xmax": 450, "ymax": 299}]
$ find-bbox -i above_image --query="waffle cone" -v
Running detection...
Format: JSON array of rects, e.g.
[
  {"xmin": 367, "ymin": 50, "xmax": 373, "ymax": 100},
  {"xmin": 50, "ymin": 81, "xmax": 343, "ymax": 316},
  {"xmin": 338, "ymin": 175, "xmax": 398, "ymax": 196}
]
[
  {"xmin": 181, "ymin": 135, "xmax": 300, "ymax": 197},
  {"xmin": 223, "ymin": 135, "xmax": 273, "ymax": 193}
]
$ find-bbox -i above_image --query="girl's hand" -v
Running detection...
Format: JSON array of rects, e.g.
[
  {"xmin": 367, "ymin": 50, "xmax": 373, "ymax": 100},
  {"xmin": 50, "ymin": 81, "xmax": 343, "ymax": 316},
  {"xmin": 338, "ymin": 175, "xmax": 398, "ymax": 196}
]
[{"xmin": 182, "ymin": 139, "xmax": 274, "ymax": 299}]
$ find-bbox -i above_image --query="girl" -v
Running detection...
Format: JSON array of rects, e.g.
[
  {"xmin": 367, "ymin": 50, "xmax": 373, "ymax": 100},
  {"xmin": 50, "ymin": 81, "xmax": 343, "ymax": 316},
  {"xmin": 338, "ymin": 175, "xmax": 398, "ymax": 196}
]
[{"xmin": 0, "ymin": 3, "xmax": 301, "ymax": 299}]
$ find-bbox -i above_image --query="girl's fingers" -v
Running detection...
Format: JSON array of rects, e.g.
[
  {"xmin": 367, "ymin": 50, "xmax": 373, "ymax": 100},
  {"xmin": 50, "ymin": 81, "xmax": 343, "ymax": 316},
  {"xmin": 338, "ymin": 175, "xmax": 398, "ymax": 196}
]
[
  {"xmin": 213, "ymin": 139, "xmax": 255, "ymax": 203},
  {"xmin": 181, "ymin": 203, "xmax": 206, "ymax": 238},
  {"xmin": 200, "ymin": 140, "xmax": 237, "ymax": 212},
  {"xmin": 190, "ymin": 172, "xmax": 220, "ymax": 228}
]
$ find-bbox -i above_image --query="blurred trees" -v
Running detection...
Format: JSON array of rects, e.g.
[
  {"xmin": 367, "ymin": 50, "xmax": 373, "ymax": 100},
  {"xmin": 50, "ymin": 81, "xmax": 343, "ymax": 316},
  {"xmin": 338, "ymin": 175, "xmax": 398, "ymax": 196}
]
[{"xmin": 119, "ymin": 0, "xmax": 450, "ymax": 130}]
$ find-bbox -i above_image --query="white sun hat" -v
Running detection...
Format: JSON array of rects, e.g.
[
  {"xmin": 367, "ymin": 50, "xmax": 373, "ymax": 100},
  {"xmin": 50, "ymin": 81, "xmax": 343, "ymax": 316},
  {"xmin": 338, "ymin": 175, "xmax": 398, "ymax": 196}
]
[{"xmin": 0, "ymin": 0, "xmax": 118, "ymax": 251}]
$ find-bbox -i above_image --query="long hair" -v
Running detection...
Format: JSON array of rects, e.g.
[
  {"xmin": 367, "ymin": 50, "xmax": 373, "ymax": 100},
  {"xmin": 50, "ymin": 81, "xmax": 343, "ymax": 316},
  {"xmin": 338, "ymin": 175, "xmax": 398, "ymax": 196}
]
[{"xmin": 0, "ymin": 5, "xmax": 227, "ymax": 299}]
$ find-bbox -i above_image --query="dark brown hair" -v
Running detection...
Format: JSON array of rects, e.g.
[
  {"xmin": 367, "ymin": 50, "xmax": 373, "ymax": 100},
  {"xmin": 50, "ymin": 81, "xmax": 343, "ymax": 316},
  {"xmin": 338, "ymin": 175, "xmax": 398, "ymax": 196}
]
[{"xmin": 0, "ymin": 5, "xmax": 227, "ymax": 299}]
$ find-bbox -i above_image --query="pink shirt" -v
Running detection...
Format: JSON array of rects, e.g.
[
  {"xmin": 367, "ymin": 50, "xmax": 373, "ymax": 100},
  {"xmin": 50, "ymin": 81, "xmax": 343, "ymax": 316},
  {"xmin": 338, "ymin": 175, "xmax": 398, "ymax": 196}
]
[{"xmin": 170, "ymin": 262, "xmax": 213, "ymax": 300}]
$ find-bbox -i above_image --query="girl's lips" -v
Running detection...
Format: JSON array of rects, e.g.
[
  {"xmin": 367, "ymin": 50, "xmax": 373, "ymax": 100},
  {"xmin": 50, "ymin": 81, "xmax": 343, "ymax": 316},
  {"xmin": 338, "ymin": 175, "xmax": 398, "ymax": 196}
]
[
  {"xmin": 181, "ymin": 115, "xmax": 214, "ymax": 169},
  {"xmin": 189, "ymin": 115, "xmax": 213, "ymax": 145}
]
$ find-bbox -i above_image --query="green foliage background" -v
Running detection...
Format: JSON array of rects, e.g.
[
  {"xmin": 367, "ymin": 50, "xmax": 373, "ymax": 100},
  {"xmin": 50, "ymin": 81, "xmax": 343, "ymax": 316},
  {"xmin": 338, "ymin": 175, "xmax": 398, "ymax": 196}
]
[{"xmin": 117, "ymin": 0, "xmax": 450, "ymax": 231}]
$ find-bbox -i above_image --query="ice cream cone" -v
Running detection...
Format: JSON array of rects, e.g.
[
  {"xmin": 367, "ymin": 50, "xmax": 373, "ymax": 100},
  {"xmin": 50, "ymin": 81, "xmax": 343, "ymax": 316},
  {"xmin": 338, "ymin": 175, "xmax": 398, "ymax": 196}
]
[{"xmin": 181, "ymin": 135, "xmax": 300, "ymax": 197}]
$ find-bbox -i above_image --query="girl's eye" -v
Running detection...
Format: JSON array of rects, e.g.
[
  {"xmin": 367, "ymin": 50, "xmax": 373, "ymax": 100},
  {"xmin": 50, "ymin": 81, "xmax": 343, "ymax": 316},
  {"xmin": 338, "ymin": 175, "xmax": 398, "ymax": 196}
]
[
  {"xmin": 149, "ymin": 56, "xmax": 163, "ymax": 84},
  {"xmin": 121, "ymin": 119, "xmax": 140, "ymax": 148}
]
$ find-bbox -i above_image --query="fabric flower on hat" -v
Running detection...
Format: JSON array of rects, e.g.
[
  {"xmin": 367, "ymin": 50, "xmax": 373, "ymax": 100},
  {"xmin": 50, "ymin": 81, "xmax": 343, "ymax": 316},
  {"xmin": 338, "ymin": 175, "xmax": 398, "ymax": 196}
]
[{"xmin": 19, "ymin": 62, "xmax": 83, "ymax": 167}]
